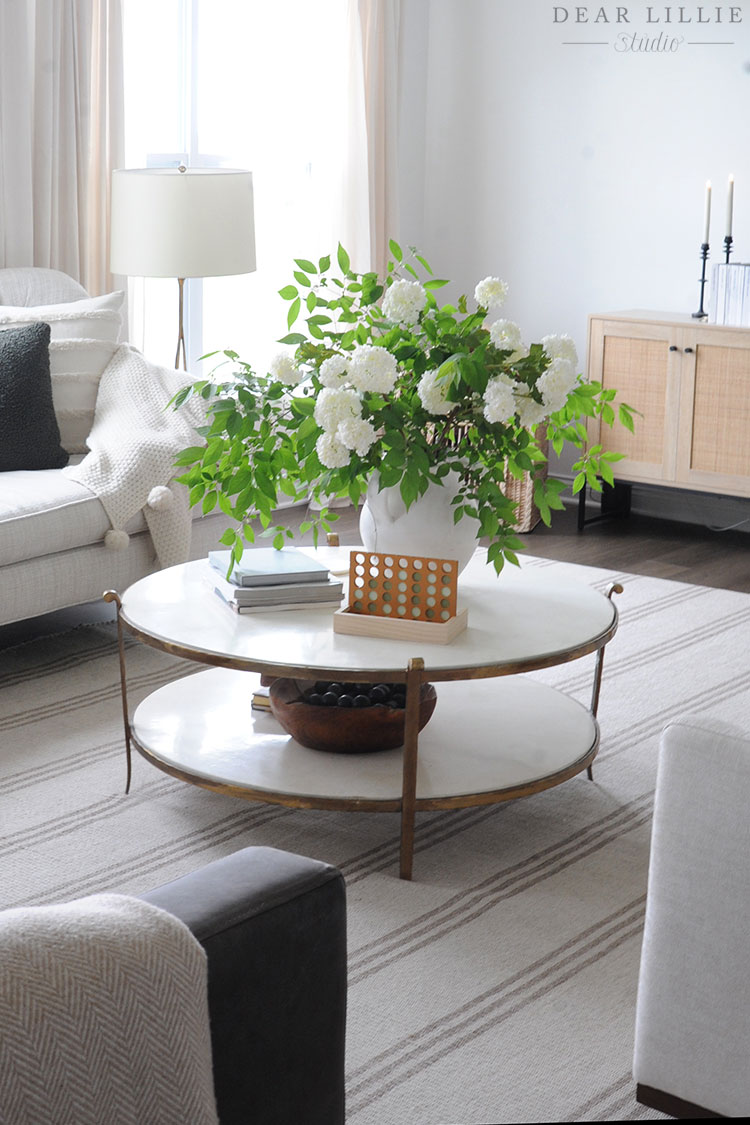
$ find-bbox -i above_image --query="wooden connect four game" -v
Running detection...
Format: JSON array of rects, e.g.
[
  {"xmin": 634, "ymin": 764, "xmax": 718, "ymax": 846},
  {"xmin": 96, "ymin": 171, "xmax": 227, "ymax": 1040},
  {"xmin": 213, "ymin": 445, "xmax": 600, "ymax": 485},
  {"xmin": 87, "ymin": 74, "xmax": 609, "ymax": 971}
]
[
  {"xmin": 347, "ymin": 551, "xmax": 459, "ymax": 622},
  {"xmin": 333, "ymin": 550, "xmax": 469, "ymax": 643}
]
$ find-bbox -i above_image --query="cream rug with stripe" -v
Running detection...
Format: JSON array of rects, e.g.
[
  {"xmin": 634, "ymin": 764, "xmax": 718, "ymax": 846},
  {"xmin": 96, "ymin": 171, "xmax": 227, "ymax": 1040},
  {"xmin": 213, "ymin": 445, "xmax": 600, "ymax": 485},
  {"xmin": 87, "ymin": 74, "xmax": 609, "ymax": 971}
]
[{"xmin": 2, "ymin": 555, "xmax": 748, "ymax": 1124}]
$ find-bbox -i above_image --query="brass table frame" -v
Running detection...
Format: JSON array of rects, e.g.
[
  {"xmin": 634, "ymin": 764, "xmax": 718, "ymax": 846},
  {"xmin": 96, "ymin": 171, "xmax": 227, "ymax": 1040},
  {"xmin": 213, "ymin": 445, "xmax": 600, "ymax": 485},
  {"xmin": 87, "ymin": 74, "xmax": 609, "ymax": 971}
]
[{"xmin": 105, "ymin": 582, "xmax": 622, "ymax": 881}]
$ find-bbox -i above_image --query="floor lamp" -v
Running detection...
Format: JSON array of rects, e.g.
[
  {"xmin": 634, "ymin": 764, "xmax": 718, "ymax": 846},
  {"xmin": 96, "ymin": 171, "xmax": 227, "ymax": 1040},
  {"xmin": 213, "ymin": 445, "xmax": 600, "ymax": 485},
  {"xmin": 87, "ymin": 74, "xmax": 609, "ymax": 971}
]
[{"xmin": 110, "ymin": 166, "xmax": 256, "ymax": 369}]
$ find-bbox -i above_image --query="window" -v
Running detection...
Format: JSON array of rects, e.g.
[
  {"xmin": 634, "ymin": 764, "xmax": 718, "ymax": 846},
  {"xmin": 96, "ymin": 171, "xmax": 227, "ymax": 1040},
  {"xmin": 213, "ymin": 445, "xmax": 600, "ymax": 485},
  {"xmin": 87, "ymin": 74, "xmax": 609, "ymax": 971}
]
[{"xmin": 122, "ymin": 0, "xmax": 347, "ymax": 373}]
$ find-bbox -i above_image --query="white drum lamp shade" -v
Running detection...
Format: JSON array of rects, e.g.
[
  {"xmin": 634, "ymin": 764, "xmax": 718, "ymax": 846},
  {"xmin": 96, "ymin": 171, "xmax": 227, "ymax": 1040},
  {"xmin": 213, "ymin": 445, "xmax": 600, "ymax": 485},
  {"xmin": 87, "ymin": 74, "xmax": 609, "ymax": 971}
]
[
  {"xmin": 110, "ymin": 167, "xmax": 256, "ymax": 368},
  {"xmin": 110, "ymin": 167, "xmax": 256, "ymax": 278}
]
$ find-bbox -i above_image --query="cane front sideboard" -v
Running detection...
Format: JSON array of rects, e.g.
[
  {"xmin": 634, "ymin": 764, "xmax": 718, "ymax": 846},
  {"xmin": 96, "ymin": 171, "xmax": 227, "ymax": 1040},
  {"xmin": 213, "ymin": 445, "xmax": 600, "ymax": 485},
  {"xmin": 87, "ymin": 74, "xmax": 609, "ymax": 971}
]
[{"xmin": 586, "ymin": 311, "xmax": 750, "ymax": 500}]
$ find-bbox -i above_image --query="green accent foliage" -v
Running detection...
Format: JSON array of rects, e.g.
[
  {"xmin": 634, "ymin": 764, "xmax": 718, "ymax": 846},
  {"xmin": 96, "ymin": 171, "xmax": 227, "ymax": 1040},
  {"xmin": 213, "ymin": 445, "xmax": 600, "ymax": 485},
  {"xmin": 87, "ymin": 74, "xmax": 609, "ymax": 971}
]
[
  {"xmin": 337, "ymin": 244, "xmax": 350, "ymax": 273},
  {"xmin": 619, "ymin": 402, "xmax": 637, "ymax": 432},
  {"xmin": 174, "ymin": 445, "xmax": 209, "ymax": 465},
  {"xmin": 287, "ymin": 297, "xmax": 301, "ymax": 329}
]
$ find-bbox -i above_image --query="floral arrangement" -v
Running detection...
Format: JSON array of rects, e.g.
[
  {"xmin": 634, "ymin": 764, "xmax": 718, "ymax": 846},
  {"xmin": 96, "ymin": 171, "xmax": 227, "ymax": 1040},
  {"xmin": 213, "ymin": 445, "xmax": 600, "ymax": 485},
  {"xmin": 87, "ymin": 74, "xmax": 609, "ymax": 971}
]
[{"xmin": 172, "ymin": 241, "xmax": 633, "ymax": 572}]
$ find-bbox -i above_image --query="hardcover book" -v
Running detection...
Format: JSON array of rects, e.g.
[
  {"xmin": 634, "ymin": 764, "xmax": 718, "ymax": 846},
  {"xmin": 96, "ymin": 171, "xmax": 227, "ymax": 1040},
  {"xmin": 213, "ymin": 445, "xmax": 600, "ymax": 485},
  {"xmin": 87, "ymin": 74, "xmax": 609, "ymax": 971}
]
[
  {"xmin": 212, "ymin": 572, "xmax": 344, "ymax": 608},
  {"xmin": 217, "ymin": 592, "xmax": 344, "ymax": 614},
  {"xmin": 208, "ymin": 547, "xmax": 330, "ymax": 587}
]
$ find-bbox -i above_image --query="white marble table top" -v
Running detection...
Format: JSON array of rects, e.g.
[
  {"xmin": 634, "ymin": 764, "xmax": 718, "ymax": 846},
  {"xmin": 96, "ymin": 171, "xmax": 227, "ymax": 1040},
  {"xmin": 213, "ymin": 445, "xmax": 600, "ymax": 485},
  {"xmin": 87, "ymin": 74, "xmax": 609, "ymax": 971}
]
[{"xmin": 119, "ymin": 548, "xmax": 617, "ymax": 680}]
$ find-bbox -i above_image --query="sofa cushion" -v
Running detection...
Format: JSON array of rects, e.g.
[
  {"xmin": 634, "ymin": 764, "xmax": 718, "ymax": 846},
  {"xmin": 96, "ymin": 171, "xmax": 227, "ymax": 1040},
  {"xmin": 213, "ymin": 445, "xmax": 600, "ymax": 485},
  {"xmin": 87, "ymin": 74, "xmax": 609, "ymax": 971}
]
[
  {"xmin": 49, "ymin": 338, "xmax": 118, "ymax": 454},
  {"xmin": 0, "ymin": 323, "xmax": 69, "ymax": 472},
  {"xmin": 0, "ymin": 291, "xmax": 124, "ymax": 343},
  {"xmin": 0, "ymin": 267, "xmax": 89, "ymax": 306},
  {"xmin": 0, "ymin": 467, "xmax": 147, "ymax": 567},
  {"xmin": 0, "ymin": 506, "xmax": 230, "ymax": 627},
  {"xmin": 0, "ymin": 468, "xmax": 227, "ymax": 569}
]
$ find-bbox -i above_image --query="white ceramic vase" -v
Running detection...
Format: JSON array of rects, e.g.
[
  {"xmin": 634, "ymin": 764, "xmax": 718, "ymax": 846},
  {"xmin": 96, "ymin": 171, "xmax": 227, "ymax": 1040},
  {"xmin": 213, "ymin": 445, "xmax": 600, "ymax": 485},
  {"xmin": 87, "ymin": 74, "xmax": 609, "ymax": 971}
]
[{"xmin": 358, "ymin": 472, "xmax": 478, "ymax": 574}]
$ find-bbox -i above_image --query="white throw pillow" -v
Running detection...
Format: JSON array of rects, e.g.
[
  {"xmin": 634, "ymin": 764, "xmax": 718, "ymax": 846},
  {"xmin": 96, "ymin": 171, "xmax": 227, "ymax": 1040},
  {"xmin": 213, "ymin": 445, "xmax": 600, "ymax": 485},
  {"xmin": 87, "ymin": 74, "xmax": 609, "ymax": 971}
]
[
  {"xmin": 49, "ymin": 338, "xmax": 118, "ymax": 454},
  {"xmin": 0, "ymin": 267, "xmax": 89, "ymax": 306},
  {"xmin": 0, "ymin": 291, "xmax": 125, "ymax": 343}
]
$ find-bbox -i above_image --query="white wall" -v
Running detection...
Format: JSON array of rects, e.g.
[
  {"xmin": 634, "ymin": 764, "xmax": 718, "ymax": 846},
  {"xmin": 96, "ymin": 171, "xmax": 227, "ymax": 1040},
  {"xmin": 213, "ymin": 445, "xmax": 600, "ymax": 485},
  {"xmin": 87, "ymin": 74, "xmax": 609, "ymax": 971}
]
[
  {"xmin": 397, "ymin": 0, "xmax": 750, "ymax": 527},
  {"xmin": 400, "ymin": 0, "xmax": 750, "ymax": 352}
]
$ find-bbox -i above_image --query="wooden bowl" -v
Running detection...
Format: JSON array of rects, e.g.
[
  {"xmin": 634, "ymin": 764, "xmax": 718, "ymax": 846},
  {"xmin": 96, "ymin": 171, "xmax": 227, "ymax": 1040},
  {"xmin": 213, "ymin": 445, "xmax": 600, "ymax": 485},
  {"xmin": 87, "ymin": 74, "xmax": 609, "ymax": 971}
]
[{"xmin": 268, "ymin": 679, "xmax": 437, "ymax": 754}]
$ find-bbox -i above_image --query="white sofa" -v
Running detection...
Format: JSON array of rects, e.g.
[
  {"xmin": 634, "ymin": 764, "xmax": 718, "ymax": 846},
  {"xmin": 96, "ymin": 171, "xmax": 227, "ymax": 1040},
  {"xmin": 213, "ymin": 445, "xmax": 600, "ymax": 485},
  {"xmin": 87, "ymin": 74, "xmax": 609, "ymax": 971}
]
[
  {"xmin": 633, "ymin": 716, "xmax": 750, "ymax": 1118},
  {"xmin": 0, "ymin": 267, "xmax": 228, "ymax": 627}
]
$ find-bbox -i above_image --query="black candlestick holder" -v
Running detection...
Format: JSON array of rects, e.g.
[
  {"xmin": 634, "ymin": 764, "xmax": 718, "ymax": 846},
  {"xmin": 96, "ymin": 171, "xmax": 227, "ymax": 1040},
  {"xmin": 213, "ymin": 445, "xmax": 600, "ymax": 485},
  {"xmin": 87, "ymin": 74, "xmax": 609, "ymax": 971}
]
[
  {"xmin": 692, "ymin": 242, "xmax": 709, "ymax": 319},
  {"xmin": 724, "ymin": 234, "xmax": 733, "ymax": 264}
]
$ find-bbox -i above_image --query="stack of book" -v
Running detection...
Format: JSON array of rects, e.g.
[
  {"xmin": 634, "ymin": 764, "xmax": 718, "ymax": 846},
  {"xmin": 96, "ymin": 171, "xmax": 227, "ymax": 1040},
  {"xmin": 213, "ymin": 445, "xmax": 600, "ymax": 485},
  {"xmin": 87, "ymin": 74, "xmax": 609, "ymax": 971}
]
[
  {"xmin": 208, "ymin": 548, "xmax": 344, "ymax": 614},
  {"xmin": 251, "ymin": 685, "xmax": 271, "ymax": 712},
  {"xmin": 709, "ymin": 262, "xmax": 750, "ymax": 326}
]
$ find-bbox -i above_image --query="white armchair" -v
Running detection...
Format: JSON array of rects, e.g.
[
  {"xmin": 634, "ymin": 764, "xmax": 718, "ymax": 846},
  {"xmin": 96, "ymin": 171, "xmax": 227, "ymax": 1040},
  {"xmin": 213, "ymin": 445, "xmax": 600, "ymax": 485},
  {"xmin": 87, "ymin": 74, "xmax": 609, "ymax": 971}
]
[{"xmin": 634, "ymin": 716, "xmax": 750, "ymax": 1118}]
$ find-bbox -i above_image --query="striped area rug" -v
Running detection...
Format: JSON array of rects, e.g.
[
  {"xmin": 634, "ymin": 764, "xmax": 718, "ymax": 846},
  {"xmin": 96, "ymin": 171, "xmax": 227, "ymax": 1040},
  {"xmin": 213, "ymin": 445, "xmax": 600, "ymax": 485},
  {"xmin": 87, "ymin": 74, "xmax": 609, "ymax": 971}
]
[{"xmin": 2, "ymin": 555, "xmax": 748, "ymax": 1124}]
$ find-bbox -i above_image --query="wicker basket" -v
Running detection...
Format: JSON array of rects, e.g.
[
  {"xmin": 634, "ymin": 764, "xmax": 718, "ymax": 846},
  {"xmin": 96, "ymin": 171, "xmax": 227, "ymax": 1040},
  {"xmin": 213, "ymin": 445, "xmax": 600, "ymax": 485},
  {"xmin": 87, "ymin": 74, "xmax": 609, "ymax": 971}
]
[
  {"xmin": 424, "ymin": 423, "xmax": 549, "ymax": 535},
  {"xmin": 503, "ymin": 429, "xmax": 548, "ymax": 533}
]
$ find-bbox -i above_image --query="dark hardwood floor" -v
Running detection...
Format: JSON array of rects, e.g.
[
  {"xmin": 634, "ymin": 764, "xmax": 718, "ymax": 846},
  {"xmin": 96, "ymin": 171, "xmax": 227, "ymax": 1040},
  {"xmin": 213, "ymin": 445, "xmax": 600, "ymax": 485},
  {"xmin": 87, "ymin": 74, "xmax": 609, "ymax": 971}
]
[{"xmin": 513, "ymin": 502, "xmax": 750, "ymax": 592}]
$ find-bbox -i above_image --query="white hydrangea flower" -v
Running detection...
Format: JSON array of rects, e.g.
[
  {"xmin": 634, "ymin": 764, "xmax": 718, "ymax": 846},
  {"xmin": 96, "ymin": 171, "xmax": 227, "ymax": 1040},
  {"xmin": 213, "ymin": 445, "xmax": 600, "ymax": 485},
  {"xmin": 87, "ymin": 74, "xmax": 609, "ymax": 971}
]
[
  {"xmin": 483, "ymin": 373, "xmax": 518, "ymax": 424},
  {"xmin": 474, "ymin": 276, "xmax": 509, "ymax": 309},
  {"xmin": 268, "ymin": 352, "xmax": 302, "ymax": 385},
  {"xmin": 538, "ymin": 385, "xmax": 569, "ymax": 415},
  {"xmin": 489, "ymin": 319, "xmax": 524, "ymax": 353},
  {"xmin": 541, "ymin": 333, "xmax": 578, "ymax": 367},
  {"xmin": 319, "ymin": 354, "xmax": 350, "ymax": 388},
  {"xmin": 382, "ymin": 279, "xmax": 428, "ymax": 326},
  {"xmin": 337, "ymin": 416, "xmax": 377, "ymax": 457},
  {"xmin": 417, "ymin": 369, "xmax": 453, "ymax": 416},
  {"xmin": 537, "ymin": 357, "xmax": 578, "ymax": 413},
  {"xmin": 515, "ymin": 394, "xmax": 548, "ymax": 428},
  {"xmin": 348, "ymin": 344, "xmax": 399, "ymax": 393},
  {"xmin": 316, "ymin": 430, "xmax": 351, "ymax": 469},
  {"xmin": 313, "ymin": 386, "xmax": 361, "ymax": 432}
]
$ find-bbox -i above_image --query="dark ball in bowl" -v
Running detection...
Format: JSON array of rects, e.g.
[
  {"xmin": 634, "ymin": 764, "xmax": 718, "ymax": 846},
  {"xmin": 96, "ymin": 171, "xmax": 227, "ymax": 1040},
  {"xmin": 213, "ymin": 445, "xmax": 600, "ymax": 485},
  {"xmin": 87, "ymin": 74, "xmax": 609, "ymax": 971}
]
[{"xmin": 268, "ymin": 679, "xmax": 437, "ymax": 754}]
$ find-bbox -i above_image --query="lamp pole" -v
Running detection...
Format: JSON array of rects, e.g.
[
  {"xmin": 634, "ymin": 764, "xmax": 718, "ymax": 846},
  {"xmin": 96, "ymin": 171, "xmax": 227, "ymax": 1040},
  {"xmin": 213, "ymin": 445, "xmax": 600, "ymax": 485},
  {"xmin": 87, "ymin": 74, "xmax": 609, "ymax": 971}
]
[{"xmin": 175, "ymin": 277, "xmax": 187, "ymax": 370}]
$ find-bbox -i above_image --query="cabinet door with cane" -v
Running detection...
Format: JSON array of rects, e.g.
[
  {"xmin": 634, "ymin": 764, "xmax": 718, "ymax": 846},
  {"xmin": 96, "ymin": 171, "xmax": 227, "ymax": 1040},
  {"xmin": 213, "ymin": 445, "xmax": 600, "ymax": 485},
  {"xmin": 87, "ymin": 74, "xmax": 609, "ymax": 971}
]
[{"xmin": 587, "ymin": 312, "xmax": 750, "ymax": 499}]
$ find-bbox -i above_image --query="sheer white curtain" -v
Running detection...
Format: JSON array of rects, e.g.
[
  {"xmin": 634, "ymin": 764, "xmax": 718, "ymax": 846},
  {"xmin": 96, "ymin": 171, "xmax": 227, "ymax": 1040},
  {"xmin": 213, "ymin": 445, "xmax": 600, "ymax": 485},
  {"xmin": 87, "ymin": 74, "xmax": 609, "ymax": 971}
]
[
  {"xmin": 122, "ymin": 0, "xmax": 349, "ymax": 373},
  {"xmin": 120, "ymin": 0, "xmax": 402, "ymax": 369},
  {"xmin": 0, "ymin": 0, "xmax": 124, "ymax": 294},
  {"xmin": 342, "ymin": 0, "xmax": 401, "ymax": 276}
]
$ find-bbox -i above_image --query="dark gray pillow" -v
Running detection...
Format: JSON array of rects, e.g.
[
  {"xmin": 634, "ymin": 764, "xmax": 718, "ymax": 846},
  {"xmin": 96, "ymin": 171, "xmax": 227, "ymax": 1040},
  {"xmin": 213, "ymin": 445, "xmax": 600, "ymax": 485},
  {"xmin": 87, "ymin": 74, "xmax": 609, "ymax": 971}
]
[{"xmin": 0, "ymin": 322, "xmax": 69, "ymax": 471}]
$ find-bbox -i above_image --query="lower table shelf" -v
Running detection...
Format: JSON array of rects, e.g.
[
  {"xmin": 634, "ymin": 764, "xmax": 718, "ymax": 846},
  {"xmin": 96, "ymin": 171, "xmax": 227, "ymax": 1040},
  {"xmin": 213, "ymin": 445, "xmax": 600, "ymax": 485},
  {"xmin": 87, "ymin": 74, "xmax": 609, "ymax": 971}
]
[{"xmin": 131, "ymin": 668, "xmax": 599, "ymax": 811}]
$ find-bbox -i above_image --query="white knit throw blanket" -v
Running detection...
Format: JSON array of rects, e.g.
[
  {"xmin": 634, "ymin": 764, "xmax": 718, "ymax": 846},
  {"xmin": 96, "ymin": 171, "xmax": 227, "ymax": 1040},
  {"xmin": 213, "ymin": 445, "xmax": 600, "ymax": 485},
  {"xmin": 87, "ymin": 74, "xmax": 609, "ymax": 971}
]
[
  {"xmin": 0, "ymin": 894, "xmax": 218, "ymax": 1125},
  {"xmin": 63, "ymin": 344, "xmax": 207, "ymax": 568}
]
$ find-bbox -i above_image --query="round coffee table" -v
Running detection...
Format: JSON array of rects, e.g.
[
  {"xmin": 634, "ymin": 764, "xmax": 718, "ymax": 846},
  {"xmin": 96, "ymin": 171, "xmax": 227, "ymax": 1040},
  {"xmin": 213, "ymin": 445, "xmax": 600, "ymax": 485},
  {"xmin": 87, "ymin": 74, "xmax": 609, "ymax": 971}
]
[{"xmin": 107, "ymin": 549, "xmax": 622, "ymax": 879}]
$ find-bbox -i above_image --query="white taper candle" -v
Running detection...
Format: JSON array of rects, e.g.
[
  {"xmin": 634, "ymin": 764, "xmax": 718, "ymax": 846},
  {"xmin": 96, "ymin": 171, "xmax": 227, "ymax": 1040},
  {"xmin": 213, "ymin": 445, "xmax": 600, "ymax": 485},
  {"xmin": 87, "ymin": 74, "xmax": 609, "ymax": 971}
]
[{"xmin": 703, "ymin": 180, "xmax": 712, "ymax": 245}]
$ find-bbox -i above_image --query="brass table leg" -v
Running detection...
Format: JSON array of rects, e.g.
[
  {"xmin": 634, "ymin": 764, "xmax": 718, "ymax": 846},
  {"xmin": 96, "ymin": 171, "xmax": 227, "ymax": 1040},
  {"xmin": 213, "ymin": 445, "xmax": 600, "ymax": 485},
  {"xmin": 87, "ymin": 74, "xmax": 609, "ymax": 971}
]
[
  {"xmin": 103, "ymin": 591, "xmax": 133, "ymax": 793},
  {"xmin": 399, "ymin": 657, "xmax": 425, "ymax": 880},
  {"xmin": 587, "ymin": 582, "xmax": 623, "ymax": 780}
]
